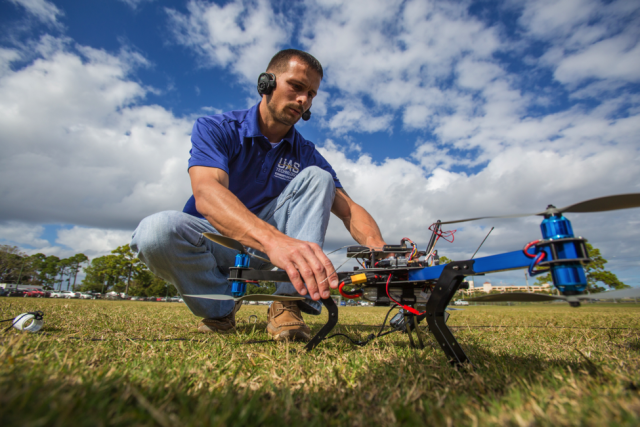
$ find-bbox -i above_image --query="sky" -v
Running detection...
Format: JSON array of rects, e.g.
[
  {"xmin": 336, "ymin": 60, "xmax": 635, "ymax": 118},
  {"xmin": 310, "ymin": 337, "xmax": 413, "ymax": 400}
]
[{"xmin": 0, "ymin": 0, "xmax": 639, "ymax": 288}]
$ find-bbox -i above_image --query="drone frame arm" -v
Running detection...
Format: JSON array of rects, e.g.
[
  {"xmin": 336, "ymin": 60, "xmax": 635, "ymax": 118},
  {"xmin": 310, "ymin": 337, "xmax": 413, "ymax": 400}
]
[{"xmin": 409, "ymin": 250, "xmax": 537, "ymax": 282}]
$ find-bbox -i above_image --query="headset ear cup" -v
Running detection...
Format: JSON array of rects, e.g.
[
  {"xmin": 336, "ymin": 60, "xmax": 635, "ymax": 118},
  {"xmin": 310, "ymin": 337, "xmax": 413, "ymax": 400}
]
[
  {"xmin": 302, "ymin": 109, "xmax": 311, "ymax": 121},
  {"xmin": 257, "ymin": 72, "xmax": 276, "ymax": 96}
]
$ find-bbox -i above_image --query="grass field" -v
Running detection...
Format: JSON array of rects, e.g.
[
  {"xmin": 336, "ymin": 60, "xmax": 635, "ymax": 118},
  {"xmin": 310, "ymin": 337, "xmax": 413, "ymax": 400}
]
[{"xmin": 1, "ymin": 299, "xmax": 639, "ymax": 426}]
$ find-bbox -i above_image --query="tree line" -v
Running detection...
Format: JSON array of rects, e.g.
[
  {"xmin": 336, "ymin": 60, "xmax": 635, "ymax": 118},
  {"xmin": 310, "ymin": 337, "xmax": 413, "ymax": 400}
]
[
  {"xmin": 0, "ymin": 245, "xmax": 88, "ymax": 290},
  {"xmin": 0, "ymin": 244, "xmax": 176, "ymax": 297}
]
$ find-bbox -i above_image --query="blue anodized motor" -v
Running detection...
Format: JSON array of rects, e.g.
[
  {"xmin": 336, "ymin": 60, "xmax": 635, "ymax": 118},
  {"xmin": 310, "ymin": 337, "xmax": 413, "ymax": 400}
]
[
  {"xmin": 539, "ymin": 212, "xmax": 587, "ymax": 295},
  {"xmin": 231, "ymin": 253, "xmax": 250, "ymax": 297}
]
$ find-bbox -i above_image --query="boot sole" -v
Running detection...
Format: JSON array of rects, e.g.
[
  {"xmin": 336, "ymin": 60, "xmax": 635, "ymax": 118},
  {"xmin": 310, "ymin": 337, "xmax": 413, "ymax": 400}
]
[{"xmin": 267, "ymin": 327, "xmax": 311, "ymax": 342}]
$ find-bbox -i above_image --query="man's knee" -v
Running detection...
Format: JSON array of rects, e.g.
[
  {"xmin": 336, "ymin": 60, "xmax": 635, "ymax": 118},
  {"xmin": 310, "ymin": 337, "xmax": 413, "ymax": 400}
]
[
  {"xmin": 297, "ymin": 166, "xmax": 336, "ymax": 195},
  {"xmin": 131, "ymin": 211, "xmax": 192, "ymax": 261}
]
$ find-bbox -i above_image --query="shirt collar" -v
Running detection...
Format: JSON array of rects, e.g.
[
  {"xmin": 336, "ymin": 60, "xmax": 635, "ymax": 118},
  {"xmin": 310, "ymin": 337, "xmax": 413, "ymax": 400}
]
[{"xmin": 243, "ymin": 102, "xmax": 296, "ymax": 147}]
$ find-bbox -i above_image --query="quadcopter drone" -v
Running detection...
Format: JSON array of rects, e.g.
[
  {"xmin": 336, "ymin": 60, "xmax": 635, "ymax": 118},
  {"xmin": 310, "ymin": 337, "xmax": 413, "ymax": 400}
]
[{"xmin": 187, "ymin": 193, "xmax": 640, "ymax": 366}]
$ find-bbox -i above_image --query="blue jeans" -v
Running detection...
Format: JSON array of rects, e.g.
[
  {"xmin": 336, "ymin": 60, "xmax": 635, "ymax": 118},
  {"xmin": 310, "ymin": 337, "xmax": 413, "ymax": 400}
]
[{"xmin": 130, "ymin": 166, "xmax": 336, "ymax": 319}]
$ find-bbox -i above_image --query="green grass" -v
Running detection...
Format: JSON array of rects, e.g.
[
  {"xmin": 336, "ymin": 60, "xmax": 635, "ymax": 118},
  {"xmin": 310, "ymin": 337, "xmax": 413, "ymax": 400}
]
[{"xmin": 1, "ymin": 299, "xmax": 640, "ymax": 426}]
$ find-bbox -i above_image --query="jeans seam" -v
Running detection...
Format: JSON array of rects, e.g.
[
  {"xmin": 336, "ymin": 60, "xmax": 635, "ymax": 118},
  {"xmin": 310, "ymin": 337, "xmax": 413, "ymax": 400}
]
[
  {"xmin": 285, "ymin": 193, "xmax": 294, "ymax": 235},
  {"xmin": 274, "ymin": 191, "xmax": 294, "ymax": 214}
]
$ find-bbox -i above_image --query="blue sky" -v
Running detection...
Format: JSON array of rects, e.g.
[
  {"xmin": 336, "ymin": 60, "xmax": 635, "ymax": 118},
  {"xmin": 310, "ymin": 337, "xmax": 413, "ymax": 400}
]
[{"xmin": 1, "ymin": 0, "xmax": 639, "ymax": 288}]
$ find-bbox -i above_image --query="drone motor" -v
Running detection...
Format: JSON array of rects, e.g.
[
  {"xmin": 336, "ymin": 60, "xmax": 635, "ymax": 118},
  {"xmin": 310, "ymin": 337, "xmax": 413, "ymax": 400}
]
[{"xmin": 537, "ymin": 210, "xmax": 589, "ymax": 295}]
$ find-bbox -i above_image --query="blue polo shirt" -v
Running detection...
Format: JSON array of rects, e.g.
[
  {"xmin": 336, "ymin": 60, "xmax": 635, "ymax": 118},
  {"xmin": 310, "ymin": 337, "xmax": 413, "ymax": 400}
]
[{"xmin": 183, "ymin": 102, "xmax": 342, "ymax": 218}]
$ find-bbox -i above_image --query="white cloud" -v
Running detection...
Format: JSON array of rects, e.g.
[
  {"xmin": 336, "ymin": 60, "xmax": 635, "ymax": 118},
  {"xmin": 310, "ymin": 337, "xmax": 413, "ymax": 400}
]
[
  {"xmin": 324, "ymin": 98, "xmax": 393, "ymax": 135},
  {"xmin": 517, "ymin": 0, "xmax": 601, "ymax": 42},
  {"xmin": 118, "ymin": 0, "xmax": 155, "ymax": 10},
  {"xmin": 554, "ymin": 33, "xmax": 640, "ymax": 84},
  {"xmin": 0, "ymin": 36, "xmax": 194, "ymax": 230},
  {"xmin": 0, "ymin": 222, "xmax": 134, "ymax": 260},
  {"xmin": 302, "ymin": 0, "xmax": 500, "ymax": 96},
  {"xmin": 9, "ymin": 0, "xmax": 63, "ymax": 27},
  {"xmin": 56, "ymin": 226, "xmax": 133, "ymax": 257},
  {"xmin": 518, "ymin": 0, "xmax": 640, "ymax": 87},
  {"xmin": 166, "ymin": 0, "xmax": 291, "ymax": 82},
  {"xmin": 0, "ymin": 222, "xmax": 48, "ymax": 248}
]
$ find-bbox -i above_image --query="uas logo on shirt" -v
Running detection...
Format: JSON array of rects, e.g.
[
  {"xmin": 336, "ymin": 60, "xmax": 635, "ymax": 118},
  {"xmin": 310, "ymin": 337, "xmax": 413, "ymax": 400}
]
[{"xmin": 274, "ymin": 157, "xmax": 301, "ymax": 181}]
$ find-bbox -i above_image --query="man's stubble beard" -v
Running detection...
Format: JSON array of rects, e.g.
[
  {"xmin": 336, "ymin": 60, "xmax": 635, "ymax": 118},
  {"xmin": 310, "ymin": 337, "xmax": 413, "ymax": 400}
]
[{"xmin": 266, "ymin": 97, "xmax": 299, "ymax": 127}]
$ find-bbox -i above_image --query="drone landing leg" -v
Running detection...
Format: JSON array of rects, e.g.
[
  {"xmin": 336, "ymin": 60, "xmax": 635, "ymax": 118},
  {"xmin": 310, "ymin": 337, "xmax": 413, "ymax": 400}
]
[
  {"xmin": 404, "ymin": 312, "xmax": 417, "ymax": 348},
  {"xmin": 304, "ymin": 297, "xmax": 339, "ymax": 352},
  {"xmin": 413, "ymin": 314, "xmax": 426, "ymax": 349},
  {"xmin": 426, "ymin": 261, "xmax": 474, "ymax": 367}
]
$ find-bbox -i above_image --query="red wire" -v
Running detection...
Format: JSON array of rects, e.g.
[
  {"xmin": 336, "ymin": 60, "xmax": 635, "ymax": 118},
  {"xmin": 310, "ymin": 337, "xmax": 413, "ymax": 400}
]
[
  {"xmin": 385, "ymin": 274, "xmax": 423, "ymax": 316},
  {"xmin": 339, "ymin": 282, "xmax": 362, "ymax": 299},
  {"xmin": 534, "ymin": 252, "xmax": 546, "ymax": 267},
  {"xmin": 523, "ymin": 240, "xmax": 539, "ymax": 258},
  {"xmin": 428, "ymin": 224, "xmax": 456, "ymax": 243},
  {"xmin": 523, "ymin": 240, "xmax": 546, "ymax": 269}
]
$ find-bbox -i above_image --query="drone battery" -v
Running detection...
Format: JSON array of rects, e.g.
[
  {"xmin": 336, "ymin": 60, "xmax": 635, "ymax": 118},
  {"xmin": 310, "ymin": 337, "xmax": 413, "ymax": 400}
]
[{"xmin": 540, "ymin": 214, "xmax": 587, "ymax": 294}]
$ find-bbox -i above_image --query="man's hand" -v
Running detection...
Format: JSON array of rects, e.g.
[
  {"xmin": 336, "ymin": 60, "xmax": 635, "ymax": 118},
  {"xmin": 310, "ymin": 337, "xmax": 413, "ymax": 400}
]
[{"xmin": 263, "ymin": 234, "xmax": 339, "ymax": 300}]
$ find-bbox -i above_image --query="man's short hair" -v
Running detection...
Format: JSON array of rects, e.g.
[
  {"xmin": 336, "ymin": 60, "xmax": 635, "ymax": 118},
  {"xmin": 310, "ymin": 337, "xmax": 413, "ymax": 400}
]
[{"xmin": 266, "ymin": 49, "xmax": 323, "ymax": 79}]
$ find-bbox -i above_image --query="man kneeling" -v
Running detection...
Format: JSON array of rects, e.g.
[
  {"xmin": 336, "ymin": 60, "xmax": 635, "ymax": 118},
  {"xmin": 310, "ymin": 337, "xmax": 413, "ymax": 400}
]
[{"xmin": 131, "ymin": 49, "xmax": 387, "ymax": 340}]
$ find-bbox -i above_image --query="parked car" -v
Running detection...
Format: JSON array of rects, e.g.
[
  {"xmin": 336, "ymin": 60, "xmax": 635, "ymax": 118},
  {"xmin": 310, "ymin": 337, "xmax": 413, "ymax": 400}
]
[
  {"xmin": 49, "ymin": 290, "xmax": 79, "ymax": 299},
  {"xmin": 24, "ymin": 289, "xmax": 47, "ymax": 298},
  {"xmin": 130, "ymin": 296, "xmax": 147, "ymax": 301},
  {"xmin": 104, "ymin": 292, "xmax": 121, "ymax": 300},
  {"xmin": 78, "ymin": 292, "xmax": 96, "ymax": 299},
  {"xmin": 7, "ymin": 289, "xmax": 27, "ymax": 297},
  {"xmin": 453, "ymin": 300, "xmax": 469, "ymax": 306},
  {"xmin": 169, "ymin": 296, "xmax": 181, "ymax": 302},
  {"xmin": 0, "ymin": 288, "xmax": 7, "ymax": 297}
]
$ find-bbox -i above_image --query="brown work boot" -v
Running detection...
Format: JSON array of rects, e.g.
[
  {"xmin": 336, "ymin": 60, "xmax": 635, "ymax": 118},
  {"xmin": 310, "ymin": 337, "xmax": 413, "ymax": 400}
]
[
  {"xmin": 267, "ymin": 300, "xmax": 311, "ymax": 341},
  {"xmin": 198, "ymin": 301, "xmax": 242, "ymax": 333}
]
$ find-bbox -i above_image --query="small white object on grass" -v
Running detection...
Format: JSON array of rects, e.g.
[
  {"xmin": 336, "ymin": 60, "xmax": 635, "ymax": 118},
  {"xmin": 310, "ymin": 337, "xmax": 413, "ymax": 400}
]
[{"xmin": 12, "ymin": 313, "xmax": 44, "ymax": 332}]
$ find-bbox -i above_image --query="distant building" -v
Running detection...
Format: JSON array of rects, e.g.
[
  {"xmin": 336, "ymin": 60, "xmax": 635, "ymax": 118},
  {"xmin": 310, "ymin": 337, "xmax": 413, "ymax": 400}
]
[
  {"xmin": 0, "ymin": 283, "xmax": 43, "ymax": 291},
  {"xmin": 461, "ymin": 280, "xmax": 552, "ymax": 295}
]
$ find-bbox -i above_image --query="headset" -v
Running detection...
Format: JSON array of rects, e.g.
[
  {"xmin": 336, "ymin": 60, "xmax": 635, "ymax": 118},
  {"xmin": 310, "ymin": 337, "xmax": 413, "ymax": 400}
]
[{"xmin": 257, "ymin": 72, "xmax": 311, "ymax": 121}]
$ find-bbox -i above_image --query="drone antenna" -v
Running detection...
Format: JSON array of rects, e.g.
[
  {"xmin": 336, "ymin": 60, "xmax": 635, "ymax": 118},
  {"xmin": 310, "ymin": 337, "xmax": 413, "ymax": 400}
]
[
  {"xmin": 470, "ymin": 227, "xmax": 494, "ymax": 260},
  {"xmin": 426, "ymin": 220, "xmax": 441, "ymax": 256}
]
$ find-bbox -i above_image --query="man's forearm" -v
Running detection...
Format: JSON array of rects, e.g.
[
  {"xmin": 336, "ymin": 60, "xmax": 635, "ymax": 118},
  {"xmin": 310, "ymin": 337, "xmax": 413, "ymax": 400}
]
[
  {"xmin": 340, "ymin": 203, "xmax": 386, "ymax": 249},
  {"xmin": 193, "ymin": 179, "xmax": 279, "ymax": 253}
]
